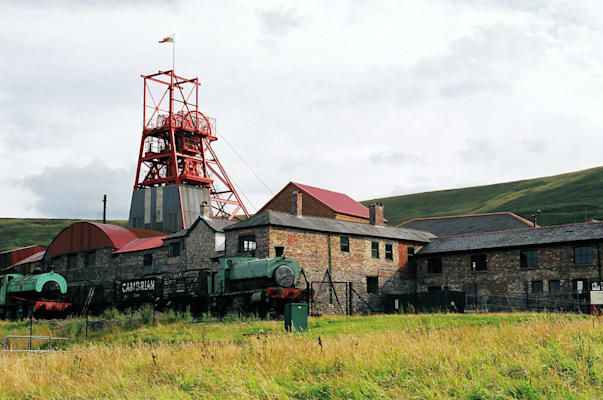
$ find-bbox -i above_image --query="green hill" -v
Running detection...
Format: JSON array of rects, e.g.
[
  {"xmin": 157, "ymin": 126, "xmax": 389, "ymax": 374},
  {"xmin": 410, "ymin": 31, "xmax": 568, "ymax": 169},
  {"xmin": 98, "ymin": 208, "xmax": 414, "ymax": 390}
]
[
  {"xmin": 0, "ymin": 219, "xmax": 127, "ymax": 253},
  {"xmin": 362, "ymin": 166, "xmax": 603, "ymax": 227}
]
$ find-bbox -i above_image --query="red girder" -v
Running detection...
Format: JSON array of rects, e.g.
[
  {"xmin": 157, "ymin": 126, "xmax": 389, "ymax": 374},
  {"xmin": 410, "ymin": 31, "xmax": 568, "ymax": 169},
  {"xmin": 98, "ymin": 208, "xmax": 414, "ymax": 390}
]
[{"xmin": 133, "ymin": 70, "xmax": 249, "ymax": 224}]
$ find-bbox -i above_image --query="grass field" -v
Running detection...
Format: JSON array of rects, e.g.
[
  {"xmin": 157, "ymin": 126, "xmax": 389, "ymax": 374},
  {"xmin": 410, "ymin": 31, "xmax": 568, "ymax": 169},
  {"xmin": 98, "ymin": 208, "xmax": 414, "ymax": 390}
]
[
  {"xmin": 363, "ymin": 166, "xmax": 603, "ymax": 226},
  {"xmin": 0, "ymin": 313, "xmax": 601, "ymax": 399}
]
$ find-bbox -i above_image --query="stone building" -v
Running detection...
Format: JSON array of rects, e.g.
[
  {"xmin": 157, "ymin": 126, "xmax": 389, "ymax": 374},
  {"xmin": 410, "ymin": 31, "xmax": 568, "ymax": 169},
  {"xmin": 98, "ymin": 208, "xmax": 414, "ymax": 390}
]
[
  {"xmin": 415, "ymin": 222, "xmax": 603, "ymax": 310},
  {"xmin": 224, "ymin": 192, "xmax": 434, "ymax": 313}
]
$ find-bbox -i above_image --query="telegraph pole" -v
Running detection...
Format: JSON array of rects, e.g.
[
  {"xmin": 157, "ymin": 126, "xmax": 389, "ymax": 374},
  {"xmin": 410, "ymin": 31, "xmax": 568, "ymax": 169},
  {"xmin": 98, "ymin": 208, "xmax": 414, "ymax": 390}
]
[{"xmin": 102, "ymin": 195, "xmax": 107, "ymax": 224}]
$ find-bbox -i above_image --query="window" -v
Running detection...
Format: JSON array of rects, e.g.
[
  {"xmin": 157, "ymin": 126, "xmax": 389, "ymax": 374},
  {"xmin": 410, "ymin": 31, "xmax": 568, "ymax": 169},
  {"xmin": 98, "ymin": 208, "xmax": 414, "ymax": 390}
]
[
  {"xmin": 531, "ymin": 280, "xmax": 543, "ymax": 293},
  {"xmin": 371, "ymin": 242, "xmax": 379, "ymax": 259},
  {"xmin": 428, "ymin": 257, "xmax": 442, "ymax": 274},
  {"xmin": 143, "ymin": 254, "xmax": 153, "ymax": 266},
  {"xmin": 366, "ymin": 276, "xmax": 379, "ymax": 294},
  {"xmin": 340, "ymin": 236, "xmax": 349, "ymax": 253},
  {"xmin": 471, "ymin": 254, "xmax": 487, "ymax": 271},
  {"xmin": 574, "ymin": 246, "xmax": 593, "ymax": 264},
  {"xmin": 427, "ymin": 286, "xmax": 442, "ymax": 292},
  {"xmin": 67, "ymin": 254, "xmax": 77, "ymax": 269},
  {"xmin": 520, "ymin": 251, "xmax": 538, "ymax": 268},
  {"xmin": 385, "ymin": 244, "xmax": 393, "ymax": 260},
  {"xmin": 548, "ymin": 280, "xmax": 560, "ymax": 293},
  {"xmin": 84, "ymin": 252, "xmax": 95, "ymax": 267},
  {"xmin": 168, "ymin": 242, "xmax": 181, "ymax": 257},
  {"xmin": 239, "ymin": 235, "xmax": 256, "ymax": 252}
]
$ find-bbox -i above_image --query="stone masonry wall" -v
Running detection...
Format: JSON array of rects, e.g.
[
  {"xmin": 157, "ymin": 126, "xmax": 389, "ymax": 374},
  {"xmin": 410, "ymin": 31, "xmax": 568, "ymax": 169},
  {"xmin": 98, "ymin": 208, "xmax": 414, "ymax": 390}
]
[{"xmin": 416, "ymin": 241, "xmax": 602, "ymax": 296}]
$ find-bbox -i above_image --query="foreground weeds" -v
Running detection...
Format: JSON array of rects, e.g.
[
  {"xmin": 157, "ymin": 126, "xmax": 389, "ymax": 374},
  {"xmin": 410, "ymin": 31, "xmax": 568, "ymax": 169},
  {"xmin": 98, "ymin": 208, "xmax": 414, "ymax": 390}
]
[{"xmin": 0, "ymin": 313, "xmax": 601, "ymax": 399}]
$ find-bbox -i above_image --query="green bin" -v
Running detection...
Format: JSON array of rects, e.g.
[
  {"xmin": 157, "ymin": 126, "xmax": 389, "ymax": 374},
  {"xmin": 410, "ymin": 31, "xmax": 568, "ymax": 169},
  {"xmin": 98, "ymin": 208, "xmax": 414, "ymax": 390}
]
[{"xmin": 284, "ymin": 303, "xmax": 308, "ymax": 332}]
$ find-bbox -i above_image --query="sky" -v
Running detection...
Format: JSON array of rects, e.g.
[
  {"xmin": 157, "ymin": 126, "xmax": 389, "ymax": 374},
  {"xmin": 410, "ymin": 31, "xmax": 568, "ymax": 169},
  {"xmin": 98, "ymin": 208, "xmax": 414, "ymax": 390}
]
[{"xmin": 1, "ymin": 0, "xmax": 603, "ymax": 220}]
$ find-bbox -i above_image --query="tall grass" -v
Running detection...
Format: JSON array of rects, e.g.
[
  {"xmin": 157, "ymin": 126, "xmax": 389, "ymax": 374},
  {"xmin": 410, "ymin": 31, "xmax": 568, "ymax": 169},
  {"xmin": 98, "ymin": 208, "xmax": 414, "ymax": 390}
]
[{"xmin": 0, "ymin": 314, "xmax": 601, "ymax": 399}]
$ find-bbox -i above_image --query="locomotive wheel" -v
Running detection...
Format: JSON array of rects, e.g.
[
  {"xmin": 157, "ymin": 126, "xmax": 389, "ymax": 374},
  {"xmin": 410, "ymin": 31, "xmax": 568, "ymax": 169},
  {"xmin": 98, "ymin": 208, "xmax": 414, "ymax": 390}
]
[{"xmin": 232, "ymin": 296, "xmax": 246, "ymax": 314}]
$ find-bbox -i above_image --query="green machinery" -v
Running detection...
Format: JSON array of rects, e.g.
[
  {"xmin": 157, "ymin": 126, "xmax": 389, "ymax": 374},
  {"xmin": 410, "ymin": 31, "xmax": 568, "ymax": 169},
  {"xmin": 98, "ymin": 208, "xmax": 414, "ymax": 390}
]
[
  {"xmin": 0, "ymin": 272, "xmax": 71, "ymax": 320},
  {"xmin": 209, "ymin": 256, "xmax": 308, "ymax": 314}
]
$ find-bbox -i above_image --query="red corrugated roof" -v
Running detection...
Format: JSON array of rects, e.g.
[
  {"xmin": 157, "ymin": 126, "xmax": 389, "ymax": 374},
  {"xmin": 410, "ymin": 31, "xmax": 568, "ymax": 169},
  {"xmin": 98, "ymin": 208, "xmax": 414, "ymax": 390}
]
[
  {"xmin": 11, "ymin": 250, "xmax": 45, "ymax": 266},
  {"xmin": 46, "ymin": 222, "xmax": 139, "ymax": 256},
  {"xmin": 292, "ymin": 182, "xmax": 369, "ymax": 219},
  {"xmin": 112, "ymin": 236, "xmax": 167, "ymax": 254}
]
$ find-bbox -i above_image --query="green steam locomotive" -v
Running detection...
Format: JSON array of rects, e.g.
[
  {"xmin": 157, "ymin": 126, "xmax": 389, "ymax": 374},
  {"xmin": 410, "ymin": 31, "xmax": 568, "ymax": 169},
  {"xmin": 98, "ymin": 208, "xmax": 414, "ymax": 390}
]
[{"xmin": 0, "ymin": 272, "xmax": 72, "ymax": 320}]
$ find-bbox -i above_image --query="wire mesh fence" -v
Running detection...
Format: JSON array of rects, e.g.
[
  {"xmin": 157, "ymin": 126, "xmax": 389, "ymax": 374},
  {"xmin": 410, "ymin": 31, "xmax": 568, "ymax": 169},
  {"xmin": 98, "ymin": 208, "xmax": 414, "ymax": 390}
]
[{"xmin": 465, "ymin": 291, "xmax": 591, "ymax": 313}]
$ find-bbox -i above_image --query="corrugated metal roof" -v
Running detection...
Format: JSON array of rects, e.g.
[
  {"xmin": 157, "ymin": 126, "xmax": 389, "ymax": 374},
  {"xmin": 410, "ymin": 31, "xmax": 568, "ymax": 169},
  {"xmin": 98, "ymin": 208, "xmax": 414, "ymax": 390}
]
[
  {"xmin": 417, "ymin": 221, "xmax": 603, "ymax": 255},
  {"xmin": 399, "ymin": 212, "xmax": 534, "ymax": 237},
  {"xmin": 113, "ymin": 236, "xmax": 168, "ymax": 254},
  {"xmin": 225, "ymin": 210, "xmax": 434, "ymax": 243},
  {"xmin": 46, "ymin": 222, "xmax": 139, "ymax": 256},
  {"xmin": 293, "ymin": 182, "xmax": 370, "ymax": 219},
  {"xmin": 1, "ymin": 250, "xmax": 46, "ymax": 272}
]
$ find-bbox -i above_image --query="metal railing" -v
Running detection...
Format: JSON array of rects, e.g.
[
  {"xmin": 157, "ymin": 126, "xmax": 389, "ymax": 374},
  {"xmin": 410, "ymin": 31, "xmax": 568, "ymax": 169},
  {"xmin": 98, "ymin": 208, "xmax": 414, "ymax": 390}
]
[{"xmin": 2, "ymin": 335, "xmax": 69, "ymax": 353}]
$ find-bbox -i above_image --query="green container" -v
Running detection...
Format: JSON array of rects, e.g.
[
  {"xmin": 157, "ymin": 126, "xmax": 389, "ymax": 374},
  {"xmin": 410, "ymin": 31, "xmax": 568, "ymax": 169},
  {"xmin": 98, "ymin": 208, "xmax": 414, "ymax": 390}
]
[{"xmin": 285, "ymin": 303, "xmax": 308, "ymax": 332}]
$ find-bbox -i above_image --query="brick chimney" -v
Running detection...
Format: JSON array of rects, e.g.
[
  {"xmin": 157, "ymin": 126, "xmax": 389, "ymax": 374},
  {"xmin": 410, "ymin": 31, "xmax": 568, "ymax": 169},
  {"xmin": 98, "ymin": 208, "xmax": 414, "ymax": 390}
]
[
  {"xmin": 369, "ymin": 202, "xmax": 384, "ymax": 226},
  {"xmin": 292, "ymin": 190, "xmax": 302, "ymax": 216},
  {"xmin": 200, "ymin": 201, "xmax": 210, "ymax": 218}
]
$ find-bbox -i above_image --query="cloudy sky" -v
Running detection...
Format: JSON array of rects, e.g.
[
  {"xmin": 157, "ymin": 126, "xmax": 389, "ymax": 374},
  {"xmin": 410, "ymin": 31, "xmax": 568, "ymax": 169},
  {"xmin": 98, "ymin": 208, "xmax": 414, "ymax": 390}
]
[{"xmin": 1, "ymin": 0, "xmax": 603, "ymax": 219}]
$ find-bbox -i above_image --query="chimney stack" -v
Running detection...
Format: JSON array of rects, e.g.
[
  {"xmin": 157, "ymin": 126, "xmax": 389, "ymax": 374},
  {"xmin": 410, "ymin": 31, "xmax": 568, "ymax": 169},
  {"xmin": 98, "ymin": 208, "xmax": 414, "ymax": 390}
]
[
  {"xmin": 200, "ymin": 201, "xmax": 210, "ymax": 218},
  {"xmin": 369, "ymin": 203, "xmax": 384, "ymax": 226},
  {"xmin": 292, "ymin": 190, "xmax": 302, "ymax": 216}
]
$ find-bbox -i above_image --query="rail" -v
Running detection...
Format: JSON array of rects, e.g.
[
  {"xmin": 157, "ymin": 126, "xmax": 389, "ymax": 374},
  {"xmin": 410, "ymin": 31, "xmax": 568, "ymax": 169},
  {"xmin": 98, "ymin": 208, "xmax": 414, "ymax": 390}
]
[{"xmin": 2, "ymin": 335, "xmax": 69, "ymax": 353}]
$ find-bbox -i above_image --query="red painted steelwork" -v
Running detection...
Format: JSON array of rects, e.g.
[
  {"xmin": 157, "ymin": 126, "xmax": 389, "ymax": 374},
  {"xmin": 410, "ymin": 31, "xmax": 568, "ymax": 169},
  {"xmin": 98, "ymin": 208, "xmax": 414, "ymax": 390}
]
[
  {"xmin": 45, "ymin": 222, "xmax": 139, "ymax": 257},
  {"xmin": 266, "ymin": 287, "xmax": 306, "ymax": 299},
  {"xmin": 134, "ymin": 70, "xmax": 249, "ymax": 224},
  {"xmin": 35, "ymin": 301, "xmax": 71, "ymax": 311}
]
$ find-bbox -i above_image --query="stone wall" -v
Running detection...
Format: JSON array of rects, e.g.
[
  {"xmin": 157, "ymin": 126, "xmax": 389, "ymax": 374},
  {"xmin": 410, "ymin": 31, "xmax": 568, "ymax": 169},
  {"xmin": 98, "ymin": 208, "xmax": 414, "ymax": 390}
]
[
  {"xmin": 416, "ymin": 241, "xmax": 602, "ymax": 296},
  {"xmin": 224, "ymin": 225, "xmax": 421, "ymax": 314}
]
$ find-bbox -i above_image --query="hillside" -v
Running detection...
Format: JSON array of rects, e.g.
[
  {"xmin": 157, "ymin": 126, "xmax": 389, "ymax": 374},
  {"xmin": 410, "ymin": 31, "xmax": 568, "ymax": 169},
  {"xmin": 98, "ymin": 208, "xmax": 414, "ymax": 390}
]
[
  {"xmin": 362, "ymin": 166, "xmax": 603, "ymax": 227},
  {"xmin": 0, "ymin": 218, "xmax": 127, "ymax": 253}
]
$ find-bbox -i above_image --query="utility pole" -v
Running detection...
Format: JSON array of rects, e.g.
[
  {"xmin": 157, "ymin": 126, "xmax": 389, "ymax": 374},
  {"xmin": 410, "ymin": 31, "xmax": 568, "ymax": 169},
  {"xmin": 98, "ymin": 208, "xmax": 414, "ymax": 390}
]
[
  {"xmin": 532, "ymin": 209, "xmax": 541, "ymax": 227},
  {"xmin": 102, "ymin": 195, "xmax": 107, "ymax": 224}
]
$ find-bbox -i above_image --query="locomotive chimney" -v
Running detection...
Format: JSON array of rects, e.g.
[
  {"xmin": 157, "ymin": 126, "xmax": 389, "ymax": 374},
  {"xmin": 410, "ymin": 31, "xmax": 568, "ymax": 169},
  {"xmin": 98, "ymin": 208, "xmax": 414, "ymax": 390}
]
[
  {"xmin": 200, "ymin": 201, "xmax": 210, "ymax": 218},
  {"xmin": 369, "ymin": 203, "xmax": 385, "ymax": 226},
  {"xmin": 275, "ymin": 246, "xmax": 285, "ymax": 257},
  {"xmin": 292, "ymin": 190, "xmax": 302, "ymax": 216}
]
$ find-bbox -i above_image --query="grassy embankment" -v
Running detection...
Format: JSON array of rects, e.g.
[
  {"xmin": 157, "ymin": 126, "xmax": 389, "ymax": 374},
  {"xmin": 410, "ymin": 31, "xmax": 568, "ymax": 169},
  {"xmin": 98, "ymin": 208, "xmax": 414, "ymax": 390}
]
[
  {"xmin": 363, "ymin": 166, "xmax": 603, "ymax": 226},
  {"xmin": 0, "ymin": 313, "xmax": 601, "ymax": 399}
]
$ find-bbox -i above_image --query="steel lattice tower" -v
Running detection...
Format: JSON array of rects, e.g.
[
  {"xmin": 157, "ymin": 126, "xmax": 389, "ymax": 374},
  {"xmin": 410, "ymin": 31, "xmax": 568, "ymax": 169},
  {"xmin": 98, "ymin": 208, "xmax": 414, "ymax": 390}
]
[{"xmin": 128, "ymin": 70, "xmax": 249, "ymax": 232}]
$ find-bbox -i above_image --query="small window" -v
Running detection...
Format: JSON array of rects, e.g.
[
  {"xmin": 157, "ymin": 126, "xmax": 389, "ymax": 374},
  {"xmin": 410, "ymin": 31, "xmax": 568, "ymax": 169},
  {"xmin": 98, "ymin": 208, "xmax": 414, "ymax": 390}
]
[
  {"xmin": 67, "ymin": 254, "xmax": 77, "ymax": 269},
  {"xmin": 371, "ymin": 242, "xmax": 379, "ymax": 259},
  {"xmin": 143, "ymin": 254, "xmax": 153, "ymax": 266},
  {"xmin": 548, "ymin": 280, "xmax": 560, "ymax": 293},
  {"xmin": 385, "ymin": 244, "xmax": 393, "ymax": 260},
  {"xmin": 531, "ymin": 281, "xmax": 543, "ymax": 293},
  {"xmin": 340, "ymin": 236, "xmax": 349, "ymax": 253},
  {"xmin": 366, "ymin": 276, "xmax": 379, "ymax": 294},
  {"xmin": 84, "ymin": 252, "xmax": 95, "ymax": 267},
  {"xmin": 428, "ymin": 257, "xmax": 442, "ymax": 274},
  {"xmin": 427, "ymin": 286, "xmax": 441, "ymax": 292},
  {"xmin": 239, "ymin": 235, "xmax": 256, "ymax": 252},
  {"xmin": 471, "ymin": 254, "xmax": 487, "ymax": 271},
  {"xmin": 520, "ymin": 250, "xmax": 538, "ymax": 268},
  {"xmin": 168, "ymin": 242, "xmax": 181, "ymax": 257},
  {"xmin": 574, "ymin": 246, "xmax": 593, "ymax": 264}
]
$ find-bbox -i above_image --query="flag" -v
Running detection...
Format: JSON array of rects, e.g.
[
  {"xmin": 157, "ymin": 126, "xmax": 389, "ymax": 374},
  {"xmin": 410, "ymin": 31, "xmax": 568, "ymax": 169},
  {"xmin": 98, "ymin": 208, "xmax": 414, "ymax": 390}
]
[{"xmin": 159, "ymin": 36, "xmax": 174, "ymax": 43}]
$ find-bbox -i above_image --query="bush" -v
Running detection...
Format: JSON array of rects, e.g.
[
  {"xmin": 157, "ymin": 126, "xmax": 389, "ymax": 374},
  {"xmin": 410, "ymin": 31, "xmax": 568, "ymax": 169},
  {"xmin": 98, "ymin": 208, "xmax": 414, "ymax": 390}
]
[
  {"xmin": 101, "ymin": 308, "xmax": 121, "ymax": 320},
  {"xmin": 139, "ymin": 304, "xmax": 155, "ymax": 325}
]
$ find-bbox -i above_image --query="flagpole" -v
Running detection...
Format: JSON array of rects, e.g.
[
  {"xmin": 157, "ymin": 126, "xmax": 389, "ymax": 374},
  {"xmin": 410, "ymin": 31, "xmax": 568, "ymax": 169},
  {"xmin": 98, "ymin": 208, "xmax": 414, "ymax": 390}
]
[{"xmin": 172, "ymin": 33, "xmax": 175, "ymax": 73}]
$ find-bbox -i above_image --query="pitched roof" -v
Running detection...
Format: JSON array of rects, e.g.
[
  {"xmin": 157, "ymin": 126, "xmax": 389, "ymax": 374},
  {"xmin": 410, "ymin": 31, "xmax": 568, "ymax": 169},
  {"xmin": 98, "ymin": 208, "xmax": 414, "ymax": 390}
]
[
  {"xmin": 225, "ymin": 210, "xmax": 434, "ymax": 243},
  {"xmin": 398, "ymin": 212, "xmax": 534, "ymax": 237},
  {"xmin": 417, "ymin": 221, "xmax": 603, "ymax": 255},
  {"xmin": 0, "ymin": 245, "xmax": 46, "ymax": 255},
  {"xmin": 164, "ymin": 216, "xmax": 236, "ymax": 240},
  {"xmin": 113, "ymin": 236, "xmax": 168, "ymax": 254},
  {"xmin": 259, "ymin": 182, "xmax": 370, "ymax": 219}
]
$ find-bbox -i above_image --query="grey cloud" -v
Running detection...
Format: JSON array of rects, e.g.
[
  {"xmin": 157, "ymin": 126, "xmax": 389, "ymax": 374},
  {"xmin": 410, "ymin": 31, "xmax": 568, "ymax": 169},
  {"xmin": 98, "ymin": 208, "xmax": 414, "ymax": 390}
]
[
  {"xmin": 439, "ymin": 80, "xmax": 512, "ymax": 98},
  {"xmin": 258, "ymin": 8, "xmax": 302, "ymax": 36},
  {"xmin": 19, "ymin": 161, "xmax": 133, "ymax": 219},
  {"xmin": 370, "ymin": 150, "xmax": 421, "ymax": 165},
  {"xmin": 458, "ymin": 138, "xmax": 500, "ymax": 163}
]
